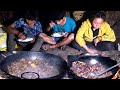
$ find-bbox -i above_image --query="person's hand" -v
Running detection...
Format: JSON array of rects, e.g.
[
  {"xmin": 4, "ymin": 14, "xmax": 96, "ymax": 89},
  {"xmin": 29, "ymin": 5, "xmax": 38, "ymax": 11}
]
[
  {"xmin": 46, "ymin": 22, "xmax": 55, "ymax": 32},
  {"xmin": 94, "ymin": 36, "xmax": 102, "ymax": 46},
  {"xmin": 83, "ymin": 45, "xmax": 99, "ymax": 55},
  {"xmin": 94, "ymin": 38, "xmax": 99, "ymax": 46},
  {"xmin": 87, "ymin": 48, "xmax": 99, "ymax": 55},
  {"xmin": 49, "ymin": 22, "xmax": 55, "ymax": 28},
  {"xmin": 30, "ymin": 37, "xmax": 35, "ymax": 43},
  {"xmin": 18, "ymin": 32, "xmax": 26, "ymax": 39},
  {"xmin": 64, "ymin": 32, "xmax": 69, "ymax": 37}
]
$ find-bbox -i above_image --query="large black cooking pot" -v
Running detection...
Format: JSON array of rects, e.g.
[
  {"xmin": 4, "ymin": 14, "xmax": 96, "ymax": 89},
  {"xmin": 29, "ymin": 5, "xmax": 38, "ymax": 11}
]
[
  {"xmin": 67, "ymin": 55, "xmax": 119, "ymax": 79},
  {"xmin": 0, "ymin": 51, "xmax": 67, "ymax": 79}
]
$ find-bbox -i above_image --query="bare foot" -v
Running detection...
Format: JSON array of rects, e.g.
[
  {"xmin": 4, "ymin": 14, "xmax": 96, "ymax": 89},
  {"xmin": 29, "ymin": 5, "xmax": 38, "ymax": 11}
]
[{"xmin": 97, "ymin": 51, "xmax": 105, "ymax": 56}]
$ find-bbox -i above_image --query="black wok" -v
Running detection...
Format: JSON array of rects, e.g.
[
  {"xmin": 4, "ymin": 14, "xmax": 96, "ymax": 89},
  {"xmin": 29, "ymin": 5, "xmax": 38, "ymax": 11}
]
[
  {"xmin": 0, "ymin": 51, "xmax": 67, "ymax": 79},
  {"xmin": 67, "ymin": 55, "xmax": 119, "ymax": 79}
]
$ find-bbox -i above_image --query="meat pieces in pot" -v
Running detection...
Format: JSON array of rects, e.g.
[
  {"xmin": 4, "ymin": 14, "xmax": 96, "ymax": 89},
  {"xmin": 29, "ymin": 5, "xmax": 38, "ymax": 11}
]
[
  {"xmin": 7, "ymin": 58, "xmax": 59, "ymax": 79},
  {"xmin": 70, "ymin": 61, "xmax": 112, "ymax": 79}
]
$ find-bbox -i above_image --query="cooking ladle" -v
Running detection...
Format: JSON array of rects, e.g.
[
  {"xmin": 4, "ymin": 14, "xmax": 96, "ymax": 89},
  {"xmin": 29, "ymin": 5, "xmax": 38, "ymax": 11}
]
[
  {"xmin": 90, "ymin": 62, "xmax": 120, "ymax": 77},
  {"xmin": 1, "ymin": 53, "xmax": 7, "ymax": 58},
  {"xmin": 1, "ymin": 51, "xmax": 17, "ymax": 58}
]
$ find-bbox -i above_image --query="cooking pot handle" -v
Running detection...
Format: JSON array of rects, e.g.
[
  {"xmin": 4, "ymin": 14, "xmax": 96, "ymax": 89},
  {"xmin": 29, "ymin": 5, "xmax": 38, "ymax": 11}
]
[
  {"xmin": 0, "ymin": 51, "xmax": 18, "ymax": 58},
  {"xmin": 21, "ymin": 72, "xmax": 40, "ymax": 79}
]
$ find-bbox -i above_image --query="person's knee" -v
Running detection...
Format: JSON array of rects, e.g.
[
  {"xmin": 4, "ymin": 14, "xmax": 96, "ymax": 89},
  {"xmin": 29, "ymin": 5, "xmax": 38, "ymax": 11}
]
[
  {"xmin": 68, "ymin": 33, "xmax": 74, "ymax": 41},
  {"xmin": 39, "ymin": 33, "xmax": 46, "ymax": 38},
  {"xmin": 107, "ymin": 43, "xmax": 115, "ymax": 50},
  {"xmin": 72, "ymin": 40, "xmax": 80, "ymax": 48}
]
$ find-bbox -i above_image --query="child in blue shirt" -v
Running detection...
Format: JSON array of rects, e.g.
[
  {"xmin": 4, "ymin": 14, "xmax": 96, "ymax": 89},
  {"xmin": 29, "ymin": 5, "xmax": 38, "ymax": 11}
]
[{"xmin": 40, "ymin": 11, "xmax": 76, "ymax": 50}]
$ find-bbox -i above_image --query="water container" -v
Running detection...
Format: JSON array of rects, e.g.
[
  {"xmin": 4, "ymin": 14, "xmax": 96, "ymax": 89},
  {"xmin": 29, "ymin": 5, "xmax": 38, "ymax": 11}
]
[{"xmin": 118, "ymin": 43, "xmax": 120, "ymax": 51}]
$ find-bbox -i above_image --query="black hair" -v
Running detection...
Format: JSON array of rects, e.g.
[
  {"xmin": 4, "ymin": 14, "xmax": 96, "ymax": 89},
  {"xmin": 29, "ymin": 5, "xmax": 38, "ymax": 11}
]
[
  {"xmin": 52, "ymin": 11, "xmax": 66, "ymax": 22},
  {"xmin": 89, "ymin": 11, "xmax": 106, "ymax": 23},
  {"xmin": 24, "ymin": 11, "xmax": 37, "ymax": 20}
]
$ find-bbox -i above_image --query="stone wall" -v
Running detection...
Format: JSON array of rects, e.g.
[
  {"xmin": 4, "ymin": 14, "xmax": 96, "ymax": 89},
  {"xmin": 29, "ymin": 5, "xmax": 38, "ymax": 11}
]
[
  {"xmin": 105, "ymin": 11, "xmax": 120, "ymax": 27},
  {"xmin": 0, "ymin": 11, "xmax": 15, "ymax": 23},
  {"xmin": 105, "ymin": 11, "xmax": 120, "ymax": 39}
]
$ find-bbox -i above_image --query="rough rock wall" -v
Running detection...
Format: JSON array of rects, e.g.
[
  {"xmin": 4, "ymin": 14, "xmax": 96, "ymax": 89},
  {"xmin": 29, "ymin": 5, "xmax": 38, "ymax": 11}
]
[
  {"xmin": 0, "ymin": 11, "xmax": 15, "ymax": 23},
  {"xmin": 105, "ymin": 11, "xmax": 120, "ymax": 39},
  {"xmin": 105, "ymin": 11, "xmax": 120, "ymax": 27}
]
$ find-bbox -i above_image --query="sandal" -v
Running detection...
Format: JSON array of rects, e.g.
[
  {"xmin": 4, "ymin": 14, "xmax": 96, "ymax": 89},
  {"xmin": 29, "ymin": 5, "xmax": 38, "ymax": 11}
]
[
  {"xmin": 60, "ymin": 45, "xmax": 67, "ymax": 51},
  {"xmin": 41, "ymin": 44, "xmax": 51, "ymax": 50}
]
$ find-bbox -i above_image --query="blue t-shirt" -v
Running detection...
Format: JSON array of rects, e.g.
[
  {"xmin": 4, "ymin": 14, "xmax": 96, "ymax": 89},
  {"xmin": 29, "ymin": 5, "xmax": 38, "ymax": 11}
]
[
  {"xmin": 13, "ymin": 18, "xmax": 43, "ymax": 38},
  {"xmin": 52, "ymin": 17, "xmax": 76, "ymax": 42},
  {"xmin": 52, "ymin": 17, "xmax": 76, "ymax": 33}
]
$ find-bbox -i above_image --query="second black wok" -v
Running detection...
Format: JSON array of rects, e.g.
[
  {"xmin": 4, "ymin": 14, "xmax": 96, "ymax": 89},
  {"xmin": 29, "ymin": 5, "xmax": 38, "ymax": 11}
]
[{"xmin": 67, "ymin": 55, "xmax": 119, "ymax": 79}]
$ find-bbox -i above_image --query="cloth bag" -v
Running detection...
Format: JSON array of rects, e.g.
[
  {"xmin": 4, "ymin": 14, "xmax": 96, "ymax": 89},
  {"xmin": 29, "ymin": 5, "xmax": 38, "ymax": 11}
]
[{"xmin": 0, "ymin": 28, "xmax": 7, "ymax": 51}]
